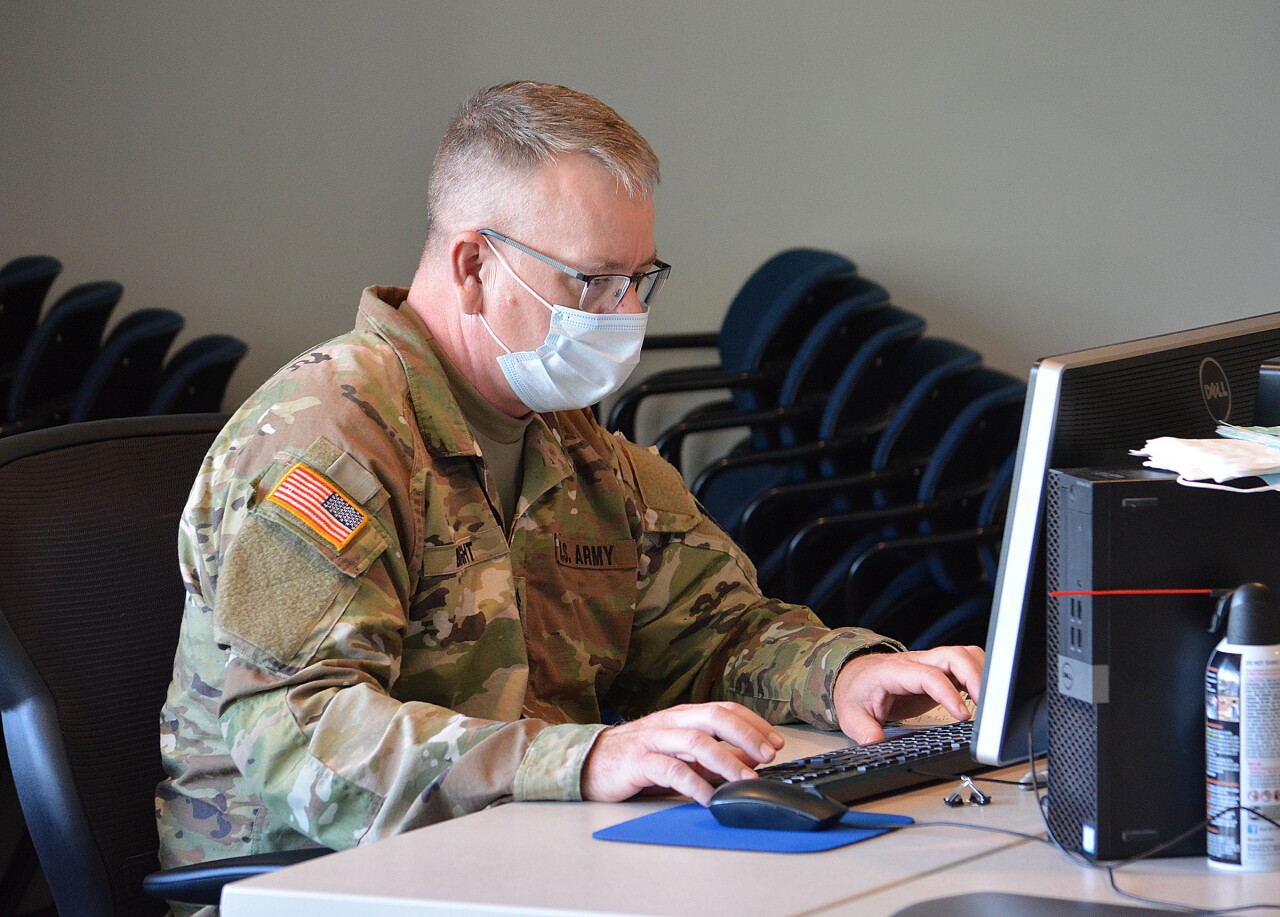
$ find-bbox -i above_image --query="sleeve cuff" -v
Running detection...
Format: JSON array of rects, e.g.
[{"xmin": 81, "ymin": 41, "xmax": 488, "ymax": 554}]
[
  {"xmin": 512, "ymin": 723, "xmax": 610, "ymax": 801},
  {"xmin": 807, "ymin": 629, "xmax": 907, "ymax": 728}
]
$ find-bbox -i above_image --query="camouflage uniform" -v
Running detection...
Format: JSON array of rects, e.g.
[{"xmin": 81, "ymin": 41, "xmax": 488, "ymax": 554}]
[{"xmin": 156, "ymin": 286, "xmax": 902, "ymax": 913}]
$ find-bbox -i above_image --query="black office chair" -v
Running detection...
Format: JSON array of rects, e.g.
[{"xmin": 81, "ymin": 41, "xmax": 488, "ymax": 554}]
[
  {"xmin": 147, "ymin": 334, "xmax": 248, "ymax": 415},
  {"xmin": 68, "ymin": 308, "xmax": 186, "ymax": 422},
  {"xmin": 0, "ymin": 255, "xmax": 62, "ymax": 403},
  {"xmin": 2, "ymin": 280, "xmax": 122, "ymax": 435},
  {"xmin": 0, "ymin": 414, "xmax": 327, "ymax": 916}
]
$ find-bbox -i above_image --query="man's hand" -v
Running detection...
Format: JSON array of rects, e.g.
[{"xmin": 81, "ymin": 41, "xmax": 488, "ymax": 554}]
[
  {"xmin": 833, "ymin": 645, "xmax": 984, "ymax": 745},
  {"xmin": 580, "ymin": 702, "xmax": 785, "ymax": 806}
]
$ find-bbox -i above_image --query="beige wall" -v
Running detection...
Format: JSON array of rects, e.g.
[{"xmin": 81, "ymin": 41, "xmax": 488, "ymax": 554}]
[{"xmin": 3, "ymin": 1, "xmax": 1279, "ymax": 412}]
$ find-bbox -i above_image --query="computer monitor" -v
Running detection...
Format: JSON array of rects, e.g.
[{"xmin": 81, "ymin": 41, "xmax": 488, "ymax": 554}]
[{"xmin": 972, "ymin": 310, "xmax": 1280, "ymax": 766}]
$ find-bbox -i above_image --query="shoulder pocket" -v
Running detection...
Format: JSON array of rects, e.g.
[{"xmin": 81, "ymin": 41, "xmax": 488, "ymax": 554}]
[
  {"xmin": 256, "ymin": 439, "xmax": 390, "ymax": 576},
  {"xmin": 214, "ymin": 447, "xmax": 389, "ymax": 672},
  {"xmin": 616, "ymin": 439, "xmax": 699, "ymax": 534}
]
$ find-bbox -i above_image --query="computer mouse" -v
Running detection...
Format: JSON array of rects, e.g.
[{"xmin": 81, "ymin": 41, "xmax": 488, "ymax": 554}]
[{"xmin": 707, "ymin": 779, "xmax": 847, "ymax": 831}]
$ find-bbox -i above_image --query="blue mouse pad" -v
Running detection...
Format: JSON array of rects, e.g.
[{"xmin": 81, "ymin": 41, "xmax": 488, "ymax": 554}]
[{"xmin": 593, "ymin": 803, "xmax": 913, "ymax": 853}]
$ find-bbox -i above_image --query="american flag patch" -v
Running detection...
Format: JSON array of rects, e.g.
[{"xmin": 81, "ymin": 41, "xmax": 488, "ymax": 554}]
[{"xmin": 267, "ymin": 463, "xmax": 368, "ymax": 550}]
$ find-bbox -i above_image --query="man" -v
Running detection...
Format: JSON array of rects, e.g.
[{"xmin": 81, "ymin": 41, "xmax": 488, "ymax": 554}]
[{"xmin": 157, "ymin": 80, "xmax": 982, "ymax": 898}]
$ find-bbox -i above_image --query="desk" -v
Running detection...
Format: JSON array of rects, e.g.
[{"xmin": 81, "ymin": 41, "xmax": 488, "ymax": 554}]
[{"xmin": 220, "ymin": 727, "xmax": 1280, "ymax": 916}]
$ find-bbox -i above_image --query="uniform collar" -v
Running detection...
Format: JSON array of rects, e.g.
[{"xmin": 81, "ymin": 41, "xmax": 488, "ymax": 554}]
[
  {"xmin": 354, "ymin": 286, "xmax": 575, "ymax": 495},
  {"xmin": 356, "ymin": 285, "xmax": 476, "ymax": 458}
]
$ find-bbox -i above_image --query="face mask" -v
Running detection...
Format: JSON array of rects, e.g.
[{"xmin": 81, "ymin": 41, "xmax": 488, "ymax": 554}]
[
  {"xmin": 1132, "ymin": 433, "xmax": 1280, "ymax": 493},
  {"xmin": 478, "ymin": 239, "xmax": 648, "ymax": 413}
]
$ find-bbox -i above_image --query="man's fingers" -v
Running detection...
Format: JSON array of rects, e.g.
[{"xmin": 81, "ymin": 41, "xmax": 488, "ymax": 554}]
[
  {"xmin": 581, "ymin": 701, "xmax": 786, "ymax": 804},
  {"xmin": 833, "ymin": 645, "xmax": 987, "ymax": 742},
  {"xmin": 652, "ymin": 702, "xmax": 783, "ymax": 763},
  {"xmin": 915, "ymin": 645, "xmax": 984, "ymax": 698},
  {"xmin": 596, "ymin": 729, "xmax": 755, "ymax": 806},
  {"xmin": 645, "ymin": 727, "xmax": 758, "ymax": 784},
  {"xmin": 909, "ymin": 646, "xmax": 984, "ymax": 720},
  {"xmin": 840, "ymin": 707, "xmax": 888, "ymax": 746}
]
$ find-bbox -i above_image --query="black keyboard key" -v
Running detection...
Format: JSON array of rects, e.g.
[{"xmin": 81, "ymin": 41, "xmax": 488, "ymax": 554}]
[{"xmin": 756, "ymin": 721, "xmax": 980, "ymax": 804}]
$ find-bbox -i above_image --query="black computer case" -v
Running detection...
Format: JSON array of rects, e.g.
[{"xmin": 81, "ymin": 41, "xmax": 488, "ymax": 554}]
[{"xmin": 1045, "ymin": 467, "xmax": 1280, "ymax": 860}]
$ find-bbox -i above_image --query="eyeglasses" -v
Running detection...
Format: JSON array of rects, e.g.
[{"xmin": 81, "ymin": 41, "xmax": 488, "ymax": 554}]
[{"xmin": 478, "ymin": 229, "xmax": 670, "ymax": 314}]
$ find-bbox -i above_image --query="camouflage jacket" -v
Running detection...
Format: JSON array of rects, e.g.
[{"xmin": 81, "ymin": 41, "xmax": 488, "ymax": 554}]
[{"xmin": 156, "ymin": 286, "xmax": 902, "ymax": 882}]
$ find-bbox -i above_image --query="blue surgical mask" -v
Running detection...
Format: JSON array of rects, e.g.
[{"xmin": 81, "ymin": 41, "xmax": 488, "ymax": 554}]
[{"xmin": 479, "ymin": 238, "xmax": 648, "ymax": 413}]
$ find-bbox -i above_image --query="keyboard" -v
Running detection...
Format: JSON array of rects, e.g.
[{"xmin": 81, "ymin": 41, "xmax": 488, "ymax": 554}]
[{"xmin": 755, "ymin": 720, "xmax": 979, "ymax": 803}]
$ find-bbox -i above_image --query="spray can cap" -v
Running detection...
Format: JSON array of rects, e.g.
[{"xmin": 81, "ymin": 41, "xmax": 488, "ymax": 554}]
[{"xmin": 1226, "ymin": 582, "xmax": 1280, "ymax": 646}]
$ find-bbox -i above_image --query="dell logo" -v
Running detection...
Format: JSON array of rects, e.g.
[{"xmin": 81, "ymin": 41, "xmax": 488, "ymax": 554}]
[{"xmin": 1199, "ymin": 357, "xmax": 1232, "ymax": 422}]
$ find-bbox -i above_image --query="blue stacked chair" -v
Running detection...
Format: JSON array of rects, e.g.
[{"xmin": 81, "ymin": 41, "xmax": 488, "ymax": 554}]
[
  {"xmin": 652, "ymin": 274, "xmax": 892, "ymax": 472},
  {"xmin": 608, "ymin": 248, "xmax": 863, "ymax": 447},
  {"xmin": 786, "ymin": 372, "xmax": 1025, "ymax": 628},
  {"xmin": 691, "ymin": 311, "xmax": 931, "ymax": 565},
  {"xmin": 734, "ymin": 340, "xmax": 986, "ymax": 569},
  {"xmin": 613, "ymin": 244, "xmax": 1029, "ymax": 645}
]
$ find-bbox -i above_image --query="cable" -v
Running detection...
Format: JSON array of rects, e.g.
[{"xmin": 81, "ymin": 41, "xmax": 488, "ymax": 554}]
[
  {"xmin": 1018, "ymin": 712, "xmax": 1280, "ymax": 915},
  {"xmin": 887, "ymin": 696, "xmax": 1279, "ymax": 913},
  {"xmin": 1102, "ymin": 807, "xmax": 1280, "ymax": 915},
  {"xmin": 890, "ymin": 707, "xmax": 1280, "ymax": 915},
  {"xmin": 878, "ymin": 814, "xmax": 1280, "ymax": 916}
]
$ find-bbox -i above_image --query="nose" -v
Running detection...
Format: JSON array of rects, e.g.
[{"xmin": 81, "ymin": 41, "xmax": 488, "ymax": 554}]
[{"xmin": 615, "ymin": 285, "xmax": 647, "ymax": 315}]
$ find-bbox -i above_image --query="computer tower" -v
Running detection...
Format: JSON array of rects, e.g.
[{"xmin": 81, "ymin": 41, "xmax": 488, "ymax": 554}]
[{"xmin": 1045, "ymin": 467, "xmax": 1280, "ymax": 860}]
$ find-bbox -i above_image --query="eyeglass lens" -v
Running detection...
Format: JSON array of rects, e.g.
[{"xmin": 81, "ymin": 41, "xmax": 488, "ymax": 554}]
[{"xmin": 580, "ymin": 267, "xmax": 668, "ymax": 313}]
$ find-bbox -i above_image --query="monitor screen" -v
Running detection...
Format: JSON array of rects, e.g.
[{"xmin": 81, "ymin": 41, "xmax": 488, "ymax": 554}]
[{"xmin": 972, "ymin": 310, "xmax": 1280, "ymax": 766}]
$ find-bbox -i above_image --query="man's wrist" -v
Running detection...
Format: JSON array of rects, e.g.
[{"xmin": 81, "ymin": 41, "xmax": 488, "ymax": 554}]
[{"xmin": 829, "ymin": 642, "xmax": 904, "ymax": 723}]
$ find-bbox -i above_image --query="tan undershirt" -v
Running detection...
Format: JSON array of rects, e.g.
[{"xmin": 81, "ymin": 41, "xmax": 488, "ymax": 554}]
[{"xmin": 430, "ymin": 341, "xmax": 533, "ymax": 529}]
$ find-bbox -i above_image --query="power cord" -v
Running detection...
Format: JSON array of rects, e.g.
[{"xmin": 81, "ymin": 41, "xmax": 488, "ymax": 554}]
[
  {"xmin": 1022, "ymin": 715, "xmax": 1280, "ymax": 914},
  {"xmin": 888, "ymin": 713, "xmax": 1280, "ymax": 915}
]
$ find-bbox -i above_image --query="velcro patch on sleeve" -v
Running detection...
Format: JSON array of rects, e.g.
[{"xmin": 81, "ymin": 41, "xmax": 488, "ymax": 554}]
[
  {"xmin": 266, "ymin": 462, "xmax": 369, "ymax": 551},
  {"xmin": 617, "ymin": 440, "xmax": 699, "ymax": 531}
]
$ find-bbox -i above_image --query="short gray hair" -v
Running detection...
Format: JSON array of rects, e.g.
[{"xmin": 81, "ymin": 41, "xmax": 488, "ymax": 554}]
[{"xmin": 423, "ymin": 81, "xmax": 660, "ymax": 248}]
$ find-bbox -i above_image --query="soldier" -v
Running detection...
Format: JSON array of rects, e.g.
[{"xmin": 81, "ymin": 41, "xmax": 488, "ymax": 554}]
[{"xmin": 156, "ymin": 81, "xmax": 982, "ymax": 914}]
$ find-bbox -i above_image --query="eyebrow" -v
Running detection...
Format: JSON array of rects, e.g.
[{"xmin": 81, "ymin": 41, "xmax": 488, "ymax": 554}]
[{"xmin": 590, "ymin": 252, "xmax": 660, "ymax": 274}]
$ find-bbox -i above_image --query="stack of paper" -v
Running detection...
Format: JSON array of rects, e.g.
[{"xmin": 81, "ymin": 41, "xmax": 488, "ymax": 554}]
[{"xmin": 1216, "ymin": 423, "xmax": 1280, "ymax": 449}]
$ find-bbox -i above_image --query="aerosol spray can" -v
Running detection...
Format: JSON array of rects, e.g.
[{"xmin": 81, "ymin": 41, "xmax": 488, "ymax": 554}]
[{"xmin": 1205, "ymin": 582, "xmax": 1280, "ymax": 870}]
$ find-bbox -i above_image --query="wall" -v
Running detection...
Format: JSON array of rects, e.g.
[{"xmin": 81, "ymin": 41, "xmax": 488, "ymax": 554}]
[{"xmin": 3, "ymin": 1, "xmax": 1278, "ymax": 415}]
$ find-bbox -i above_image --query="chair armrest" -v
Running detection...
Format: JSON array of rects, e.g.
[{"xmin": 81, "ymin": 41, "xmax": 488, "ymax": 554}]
[
  {"xmin": 654, "ymin": 403, "xmax": 819, "ymax": 468},
  {"xmin": 143, "ymin": 847, "xmax": 334, "ymax": 906},
  {"xmin": 607, "ymin": 367, "xmax": 767, "ymax": 439},
  {"xmin": 690, "ymin": 430, "xmax": 868, "ymax": 502},
  {"xmin": 642, "ymin": 331, "xmax": 719, "ymax": 350},
  {"xmin": 844, "ymin": 525, "xmax": 999, "ymax": 613},
  {"xmin": 783, "ymin": 479, "xmax": 993, "ymax": 600},
  {"xmin": 735, "ymin": 464, "xmax": 921, "ymax": 559}
]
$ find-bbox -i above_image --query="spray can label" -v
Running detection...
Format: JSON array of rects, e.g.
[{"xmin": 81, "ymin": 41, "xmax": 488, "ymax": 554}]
[{"xmin": 1206, "ymin": 644, "xmax": 1280, "ymax": 870}]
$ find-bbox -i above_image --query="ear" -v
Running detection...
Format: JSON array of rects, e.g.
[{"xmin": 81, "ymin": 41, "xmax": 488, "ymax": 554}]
[{"xmin": 448, "ymin": 231, "xmax": 487, "ymax": 315}]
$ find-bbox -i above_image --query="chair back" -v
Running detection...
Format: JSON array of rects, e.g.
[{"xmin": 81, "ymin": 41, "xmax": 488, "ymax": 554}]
[
  {"xmin": 867, "ymin": 340, "xmax": 984, "ymax": 475},
  {"xmin": 4, "ymin": 280, "xmax": 122, "ymax": 430},
  {"xmin": 803, "ymin": 306, "xmax": 927, "ymax": 458},
  {"xmin": 69, "ymin": 309, "xmax": 186, "ymax": 422},
  {"xmin": 0, "ymin": 255, "xmax": 62, "ymax": 375},
  {"xmin": 767, "ymin": 282, "xmax": 892, "ymax": 442},
  {"xmin": 717, "ymin": 249, "xmax": 864, "ymax": 422},
  {"xmin": 148, "ymin": 334, "xmax": 247, "ymax": 415},
  {"xmin": 0, "ymin": 414, "xmax": 225, "ymax": 917},
  {"xmin": 717, "ymin": 248, "xmax": 858, "ymax": 375}
]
